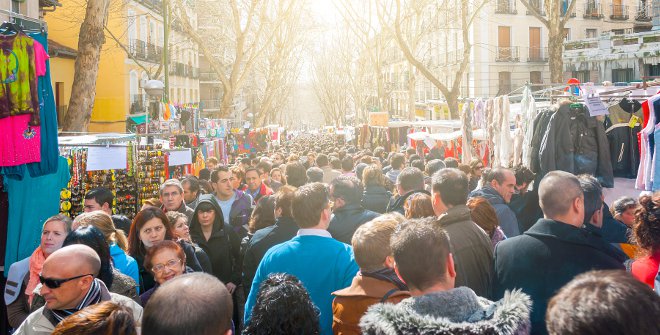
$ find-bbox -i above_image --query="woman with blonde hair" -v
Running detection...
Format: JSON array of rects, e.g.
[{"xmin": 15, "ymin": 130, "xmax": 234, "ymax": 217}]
[
  {"xmin": 361, "ymin": 165, "xmax": 392, "ymax": 214},
  {"xmin": 73, "ymin": 211, "xmax": 139, "ymax": 288},
  {"xmin": 51, "ymin": 301, "xmax": 138, "ymax": 335}
]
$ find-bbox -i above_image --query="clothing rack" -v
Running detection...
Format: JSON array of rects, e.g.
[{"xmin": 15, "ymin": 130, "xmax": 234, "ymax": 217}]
[{"xmin": 0, "ymin": 9, "xmax": 47, "ymax": 33}]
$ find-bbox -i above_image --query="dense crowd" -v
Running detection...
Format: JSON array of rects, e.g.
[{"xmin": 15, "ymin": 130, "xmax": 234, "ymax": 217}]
[{"xmin": 4, "ymin": 133, "xmax": 660, "ymax": 335}]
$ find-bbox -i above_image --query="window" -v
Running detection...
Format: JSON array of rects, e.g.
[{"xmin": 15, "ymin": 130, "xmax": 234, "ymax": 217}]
[
  {"xmin": 647, "ymin": 64, "xmax": 660, "ymax": 77},
  {"xmin": 498, "ymin": 72, "xmax": 512, "ymax": 95},
  {"xmin": 564, "ymin": 28, "xmax": 571, "ymax": 41},
  {"xmin": 572, "ymin": 71, "xmax": 590, "ymax": 83},
  {"xmin": 612, "ymin": 68, "xmax": 634, "ymax": 83},
  {"xmin": 127, "ymin": 10, "xmax": 137, "ymax": 49},
  {"xmin": 139, "ymin": 16, "xmax": 147, "ymax": 41},
  {"xmin": 586, "ymin": 29, "xmax": 597, "ymax": 38},
  {"xmin": 612, "ymin": 29, "xmax": 625, "ymax": 35},
  {"xmin": 530, "ymin": 71, "xmax": 542, "ymax": 84}
]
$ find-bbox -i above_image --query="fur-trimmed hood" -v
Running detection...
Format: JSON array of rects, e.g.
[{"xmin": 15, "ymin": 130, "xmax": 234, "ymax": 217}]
[{"xmin": 360, "ymin": 287, "xmax": 531, "ymax": 335}]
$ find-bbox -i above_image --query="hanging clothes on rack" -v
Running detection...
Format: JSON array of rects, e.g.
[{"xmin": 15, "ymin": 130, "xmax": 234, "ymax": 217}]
[
  {"xmin": 460, "ymin": 102, "xmax": 473, "ymax": 164},
  {"xmin": 520, "ymin": 86, "xmax": 537, "ymax": 168},
  {"xmin": 539, "ymin": 102, "xmax": 614, "ymax": 187},
  {"xmin": 637, "ymin": 94, "xmax": 660, "ymax": 190},
  {"xmin": 604, "ymin": 98, "xmax": 643, "ymax": 179}
]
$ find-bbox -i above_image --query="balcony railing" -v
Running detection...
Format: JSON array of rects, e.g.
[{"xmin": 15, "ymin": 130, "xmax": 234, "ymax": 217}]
[
  {"xmin": 200, "ymin": 72, "xmax": 220, "ymax": 81},
  {"xmin": 495, "ymin": 0, "xmax": 517, "ymax": 14},
  {"xmin": 146, "ymin": 43, "xmax": 162, "ymax": 63},
  {"xmin": 610, "ymin": 4, "xmax": 629, "ymax": 20},
  {"xmin": 636, "ymin": 3, "xmax": 652, "ymax": 21},
  {"xmin": 132, "ymin": 40, "xmax": 147, "ymax": 60},
  {"xmin": 527, "ymin": 47, "xmax": 548, "ymax": 62},
  {"xmin": 200, "ymin": 99, "xmax": 221, "ymax": 109},
  {"xmin": 138, "ymin": 0, "xmax": 163, "ymax": 14},
  {"xmin": 496, "ymin": 46, "xmax": 519, "ymax": 62},
  {"xmin": 584, "ymin": 2, "xmax": 604, "ymax": 18}
]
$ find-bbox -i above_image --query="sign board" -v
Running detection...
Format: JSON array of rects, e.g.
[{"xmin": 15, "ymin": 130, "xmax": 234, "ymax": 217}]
[
  {"xmin": 369, "ymin": 112, "xmax": 389, "ymax": 127},
  {"xmin": 87, "ymin": 147, "xmax": 127, "ymax": 171},
  {"xmin": 168, "ymin": 149, "xmax": 192, "ymax": 166}
]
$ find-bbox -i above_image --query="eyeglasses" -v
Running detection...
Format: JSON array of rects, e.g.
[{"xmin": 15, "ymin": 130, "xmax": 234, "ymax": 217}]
[
  {"xmin": 151, "ymin": 259, "xmax": 182, "ymax": 273},
  {"xmin": 39, "ymin": 274, "xmax": 94, "ymax": 289}
]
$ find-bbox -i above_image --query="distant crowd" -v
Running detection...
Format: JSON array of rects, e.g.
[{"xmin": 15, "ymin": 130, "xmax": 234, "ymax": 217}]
[{"xmin": 4, "ymin": 133, "xmax": 660, "ymax": 335}]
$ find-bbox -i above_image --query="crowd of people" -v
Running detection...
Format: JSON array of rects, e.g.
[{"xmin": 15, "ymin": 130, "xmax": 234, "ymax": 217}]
[{"xmin": 3, "ymin": 133, "xmax": 660, "ymax": 335}]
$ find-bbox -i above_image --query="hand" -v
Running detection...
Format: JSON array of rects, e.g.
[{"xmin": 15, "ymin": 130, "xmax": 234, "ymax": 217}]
[{"xmin": 226, "ymin": 282, "xmax": 237, "ymax": 294}]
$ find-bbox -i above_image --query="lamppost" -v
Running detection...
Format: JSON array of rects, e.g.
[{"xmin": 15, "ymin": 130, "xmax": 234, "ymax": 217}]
[{"xmin": 143, "ymin": 79, "xmax": 165, "ymax": 139}]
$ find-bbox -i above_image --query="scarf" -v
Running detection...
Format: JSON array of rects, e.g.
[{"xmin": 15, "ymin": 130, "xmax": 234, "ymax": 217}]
[
  {"xmin": 25, "ymin": 247, "xmax": 47, "ymax": 304},
  {"xmin": 361, "ymin": 267, "xmax": 408, "ymax": 291},
  {"xmin": 49, "ymin": 278, "xmax": 103, "ymax": 325}
]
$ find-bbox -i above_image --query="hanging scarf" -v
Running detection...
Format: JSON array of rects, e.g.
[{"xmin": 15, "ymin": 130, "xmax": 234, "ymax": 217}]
[
  {"xmin": 25, "ymin": 247, "xmax": 47, "ymax": 304},
  {"xmin": 50, "ymin": 278, "xmax": 103, "ymax": 324},
  {"xmin": 361, "ymin": 268, "xmax": 408, "ymax": 291}
]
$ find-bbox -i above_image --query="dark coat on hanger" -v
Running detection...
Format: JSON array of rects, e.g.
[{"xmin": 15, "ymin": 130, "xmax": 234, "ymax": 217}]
[{"xmin": 539, "ymin": 103, "xmax": 614, "ymax": 187}]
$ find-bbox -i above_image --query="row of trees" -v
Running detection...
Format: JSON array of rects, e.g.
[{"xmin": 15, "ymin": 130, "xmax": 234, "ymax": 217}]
[{"xmin": 311, "ymin": 0, "xmax": 574, "ymax": 126}]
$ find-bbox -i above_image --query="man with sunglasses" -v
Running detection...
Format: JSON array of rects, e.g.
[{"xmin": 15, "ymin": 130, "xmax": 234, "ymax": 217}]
[{"xmin": 14, "ymin": 245, "xmax": 143, "ymax": 335}]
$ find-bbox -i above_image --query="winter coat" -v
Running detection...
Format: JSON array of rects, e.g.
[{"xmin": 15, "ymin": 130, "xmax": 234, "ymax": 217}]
[
  {"xmin": 385, "ymin": 169, "xmax": 401, "ymax": 184},
  {"xmin": 361, "ymin": 185, "xmax": 391, "ymax": 214},
  {"xmin": 360, "ymin": 287, "xmax": 532, "ymax": 335},
  {"xmin": 190, "ymin": 195, "xmax": 243, "ymax": 285},
  {"xmin": 539, "ymin": 104, "xmax": 614, "ymax": 187},
  {"xmin": 242, "ymin": 216, "xmax": 298, "ymax": 297},
  {"xmin": 494, "ymin": 219, "xmax": 625, "ymax": 335},
  {"xmin": 434, "ymin": 205, "xmax": 494, "ymax": 299},
  {"xmin": 470, "ymin": 186, "xmax": 520, "ymax": 237},
  {"xmin": 328, "ymin": 204, "xmax": 380, "ymax": 244},
  {"xmin": 247, "ymin": 183, "xmax": 273, "ymax": 205},
  {"xmin": 604, "ymin": 101, "xmax": 643, "ymax": 178},
  {"xmin": 216, "ymin": 190, "xmax": 253, "ymax": 238},
  {"xmin": 332, "ymin": 274, "xmax": 410, "ymax": 335},
  {"xmin": 110, "ymin": 268, "xmax": 139, "ymax": 304},
  {"xmin": 386, "ymin": 190, "xmax": 431, "ymax": 216},
  {"xmin": 162, "ymin": 202, "xmax": 195, "ymax": 223}
]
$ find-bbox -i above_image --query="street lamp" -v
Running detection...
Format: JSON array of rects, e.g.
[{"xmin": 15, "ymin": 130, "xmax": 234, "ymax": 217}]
[{"xmin": 143, "ymin": 79, "xmax": 165, "ymax": 138}]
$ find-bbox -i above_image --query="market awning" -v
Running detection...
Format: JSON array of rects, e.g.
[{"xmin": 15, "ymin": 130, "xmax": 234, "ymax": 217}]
[{"xmin": 127, "ymin": 114, "xmax": 147, "ymax": 125}]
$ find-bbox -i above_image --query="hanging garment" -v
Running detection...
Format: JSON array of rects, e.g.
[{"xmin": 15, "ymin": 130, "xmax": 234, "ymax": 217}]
[
  {"xmin": 499, "ymin": 96, "xmax": 513, "ymax": 167},
  {"xmin": 491, "ymin": 98, "xmax": 502, "ymax": 167},
  {"xmin": 604, "ymin": 99, "xmax": 643, "ymax": 179},
  {"xmin": 639, "ymin": 96, "xmax": 660, "ymax": 190},
  {"xmin": 529, "ymin": 109, "xmax": 555, "ymax": 174},
  {"xmin": 0, "ymin": 33, "xmax": 40, "ymax": 125},
  {"xmin": 653, "ymin": 124, "xmax": 660, "ymax": 191},
  {"xmin": 3, "ymin": 156, "xmax": 69, "ymax": 268},
  {"xmin": 539, "ymin": 103, "xmax": 614, "ymax": 187},
  {"xmin": 521, "ymin": 87, "xmax": 537, "ymax": 168},
  {"xmin": 512, "ymin": 119, "xmax": 524, "ymax": 167}
]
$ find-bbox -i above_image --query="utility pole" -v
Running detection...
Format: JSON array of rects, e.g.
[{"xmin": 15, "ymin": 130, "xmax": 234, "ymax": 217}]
[{"xmin": 162, "ymin": 0, "xmax": 170, "ymax": 100}]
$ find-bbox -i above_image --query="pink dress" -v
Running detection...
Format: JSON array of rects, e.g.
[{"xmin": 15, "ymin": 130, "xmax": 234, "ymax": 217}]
[{"xmin": 0, "ymin": 39, "xmax": 47, "ymax": 166}]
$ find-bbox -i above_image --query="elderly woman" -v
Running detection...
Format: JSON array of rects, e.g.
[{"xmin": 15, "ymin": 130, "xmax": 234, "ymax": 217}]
[
  {"xmin": 139, "ymin": 240, "xmax": 189, "ymax": 305},
  {"xmin": 4, "ymin": 215, "xmax": 72, "ymax": 328}
]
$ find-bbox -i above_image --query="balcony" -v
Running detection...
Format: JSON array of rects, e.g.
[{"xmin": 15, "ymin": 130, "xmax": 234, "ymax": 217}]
[
  {"xmin": 610, "ymin": 4, "xmax": 629, "ymax": 20},
  {"xmin": 527, "ymin": 47, "xmax": 548, "ymax": 62},
  {"xmin": 495, "ymin": 0, "xmax": 517, "ymax": 14},
  {"xmin": 496, "ymin": 46, "xmax": 519, "ymax": 62},
  {"xmin": 137, "ymin": 0, "xmax": 162, "ymax": 15},
  {"xmin": 526, "ymin": 0, "xmax": 545, "ymax": 15},
  {"xmin": 584, "ymin": 2, "xmax": 604, "ymax": 19},
  {"xmin": 130, "ymin": 40, "xmax": 147, "ymax": 61},
  {"xmin": 635, "ymin": 3, "xmax": 652, "ymax": 21},
  {"xmin": 146, "ymin": 43, "xmax": 162, "ymax": 63}
]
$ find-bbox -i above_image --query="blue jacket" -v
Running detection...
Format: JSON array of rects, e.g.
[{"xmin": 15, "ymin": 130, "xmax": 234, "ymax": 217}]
[
  {"xmin": 110, "ymin": 243, "xmax": 140, "ymax": 292},
  {"xmin": 244, "ymin": 234, "xmax": 358, "ymax": 335},
  {"xmin": 328, "ymin": 204, "xmax": 379, "ymax": 244},
  {"xmin": 470, "ymin": 186, "xmax": 520, "ymax": 237}
]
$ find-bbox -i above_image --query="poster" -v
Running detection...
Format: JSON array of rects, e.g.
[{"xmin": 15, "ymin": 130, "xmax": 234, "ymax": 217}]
[
  {"xmin": 168, "ymin": 149, "xmax": 192, "ymax": 166},
  {"xmin": 369, "ymin": 112, "xmax": 389, "ymax": 127},
  {"xmin": 87, "ymin": 147, "xmax": 128, "ymax": 171}
]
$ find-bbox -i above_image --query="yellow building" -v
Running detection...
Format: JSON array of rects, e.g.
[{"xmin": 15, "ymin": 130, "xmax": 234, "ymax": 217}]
[{"xmin": 45, "ymin": 0, "xmax": 199, "ymax": 132}]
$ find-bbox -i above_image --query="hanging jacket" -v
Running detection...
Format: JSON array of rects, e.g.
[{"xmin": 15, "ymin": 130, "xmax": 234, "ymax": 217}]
[
  {"xmin": 190, "ymin": 195, "xmax": 242, "ymax": 285},
  {"xmin": 604, "ymin": 100, "xmax": 643, "ymax": 179},
  {"xmin": 539, "ymin": 103, "xmax": 614, "ymax": 187},
  {"xmin": 529, "ymin": 109, "xmax": 554, "ymax": 174}
]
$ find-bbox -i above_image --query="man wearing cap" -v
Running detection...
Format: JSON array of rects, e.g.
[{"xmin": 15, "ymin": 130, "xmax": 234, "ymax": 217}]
[{"xmin": 160, "ymin": 179, "xmax": 195, "ymax": 221}]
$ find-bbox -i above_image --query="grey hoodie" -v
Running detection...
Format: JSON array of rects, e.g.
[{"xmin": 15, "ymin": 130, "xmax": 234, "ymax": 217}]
[{"xmin": 360, "ymin": 287, "xmax": 531, "ymax": 335}]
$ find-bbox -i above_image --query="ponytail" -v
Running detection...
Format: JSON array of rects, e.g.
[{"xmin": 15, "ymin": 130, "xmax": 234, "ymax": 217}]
[{"xmin": 114, "ymin": 229, "xmax": 130, "ymax": 252}]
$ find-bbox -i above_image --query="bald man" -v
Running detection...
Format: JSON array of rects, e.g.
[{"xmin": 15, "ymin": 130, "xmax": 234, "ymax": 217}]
[
  {"xmin": 13, "ymin": 245, "xmax": 143, "ymax": 335},
  {"xmin": 492, "ymin": 171, "xmax": 624, "ymax": 335}
]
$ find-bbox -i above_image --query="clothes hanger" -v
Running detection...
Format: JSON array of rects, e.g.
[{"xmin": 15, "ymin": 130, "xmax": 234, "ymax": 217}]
[{"xmin": 0, "ymin": 21, "xmax": 24, "ymax": 36}]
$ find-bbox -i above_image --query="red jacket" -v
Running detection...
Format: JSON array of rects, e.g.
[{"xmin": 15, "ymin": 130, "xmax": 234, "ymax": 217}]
[
  {"xmin": 632, "ymin": 250, "xmax": 660, "ymax": 289},
  {"xmin": 249, "ymin": 183, "xmax": 273, "ymax": 205}
]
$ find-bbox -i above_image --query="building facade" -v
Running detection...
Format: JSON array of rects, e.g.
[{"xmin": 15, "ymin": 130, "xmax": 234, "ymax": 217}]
[{"xmin": 45, "ymin": 0, "xmax": 199, "ymax": 132}]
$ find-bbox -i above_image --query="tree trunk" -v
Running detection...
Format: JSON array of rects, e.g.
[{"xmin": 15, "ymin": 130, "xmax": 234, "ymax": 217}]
[
  {"xmin": 407, "ymin": 65, "xmax": 416, "ymax": 121},
  {"xmin": 62, "ymin": 0, "xmax": 110, "ymax": 132},
  {"xmin": 548, "ymin": 29, "xmax": 565, "ymax": 84},
  {"xmin": 221, "ymin": 90, "xmax": 234, "ymax": 119},
  {"xmin": 446, "ymin": 92, "xmax": 459, "ymax": 121}
]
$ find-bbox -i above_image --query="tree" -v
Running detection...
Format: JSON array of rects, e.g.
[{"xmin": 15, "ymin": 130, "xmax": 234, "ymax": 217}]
[
  {"xmin": 312, "ymin": 36, "xmax": 353, "ymax": 128},
  {"xmin": 172, "ymin": 0, "xmax": 298, "ymax": 119},
  {"xmin": 521, "ymin": 0, "xmax": 576, "ymax": 84},
  {"xmin": 376, "ymin": 0, "xmax": 488, "ymax": 119},
  {"xmin": 61, "ymin": 0, "xmax": 111, "ymax": 131}
]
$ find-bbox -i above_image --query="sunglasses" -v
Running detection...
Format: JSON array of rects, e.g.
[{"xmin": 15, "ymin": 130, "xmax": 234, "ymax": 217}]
[{"xmin": 39, "ymin": 274, "xmax": 93, "ymax": 289}]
